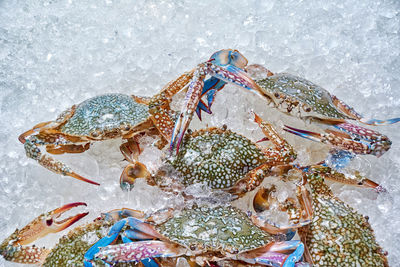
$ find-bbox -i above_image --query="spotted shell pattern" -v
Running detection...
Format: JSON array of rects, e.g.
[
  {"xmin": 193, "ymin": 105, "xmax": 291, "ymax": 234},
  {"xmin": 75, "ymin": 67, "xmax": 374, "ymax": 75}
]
[
  {"xmin": 60, "ymin": 93, "xmax": 149, "ymax": 136},
  {"xmin": 156, "ymin": 206, "xmax": 274, "ymax": 253},
  {"xmin": 169, "ymin": 128, "xmax": 267, "ymax": 189},
  {"xmin": 256, "ymin": 73, "xmax": 349, "ymax": 120},
  {"xmin": 43, "ymin": 220, "xmax": 113, "ymax": 266},
  {"xmin": 302, "ymin": 172, "xmax": 387, "ymax": 266}
]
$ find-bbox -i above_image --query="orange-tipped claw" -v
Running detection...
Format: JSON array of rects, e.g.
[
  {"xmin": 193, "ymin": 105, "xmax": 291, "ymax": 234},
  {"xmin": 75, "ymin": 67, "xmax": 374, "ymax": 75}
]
[
  {"xmin": 359, "ymin": 179, "xmax": 387, "ymax": 193},
  {"xmin": 18, "ymin": 121, "xmax": 52, "ymax": 144},
  {"xmin": 69, "ymin": 171, "xmax": 100, "ymax": 186},
  {"xmin": 51, "ymin": 202, "xmax": 89, "ymax": 231},
  {"xmin": 17, "ymin": 202, "xmax": 88, "ymax": 245}
]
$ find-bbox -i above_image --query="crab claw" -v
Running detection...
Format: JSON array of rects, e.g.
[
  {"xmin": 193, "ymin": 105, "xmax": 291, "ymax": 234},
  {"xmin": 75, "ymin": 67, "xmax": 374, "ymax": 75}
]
[
  {"xmin": 170, "ymin": 49, "xmax": 262, "ymax": 154},
  {"xmin": 358, "ymin": 178, "xmax": 387, "ymax": 193},
  {"xmin": 17, "ymin": 202, "xmax": 88, "ymax": 245},
  {"xmin": 284, "ymin": 123, "xmax": 392, "ymax": 157}
]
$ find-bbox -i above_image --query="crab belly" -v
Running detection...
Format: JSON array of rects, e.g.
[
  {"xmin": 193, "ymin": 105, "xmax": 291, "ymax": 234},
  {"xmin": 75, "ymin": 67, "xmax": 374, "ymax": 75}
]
[
  {"xmin": 156, "ymin": 206, "xmax": 273, "ymax": 254},
  {"xmin": 306, "ymin": 196, "xmax": 387, "ymax": 266},
  {"xmin": 257, "ymin": 73, "xmax": 349, "ymax": 121},
  {"xmin": 60, "ymin": 93, "xmax": 149, "ymax": 138},
  {"xmin": 170, "ymin": 129, "xmax": 267, "ymax": 189}
]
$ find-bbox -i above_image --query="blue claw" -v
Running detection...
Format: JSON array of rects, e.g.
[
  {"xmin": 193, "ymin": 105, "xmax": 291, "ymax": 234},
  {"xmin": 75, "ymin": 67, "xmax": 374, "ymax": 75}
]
[
  {"xmin": 195, "ymin": 77, "xmax": 226, "ymax": 120},
  {"xmin": 195, "ymin": 99, "xmax": 212, "ymax": 121},
  {"xmin": 84, "ymin": 219, "xmax": 128, "ymax": 264},
  {"xmin": 282, "ymin": 242, "xmax": 304, "ymax": 267}
]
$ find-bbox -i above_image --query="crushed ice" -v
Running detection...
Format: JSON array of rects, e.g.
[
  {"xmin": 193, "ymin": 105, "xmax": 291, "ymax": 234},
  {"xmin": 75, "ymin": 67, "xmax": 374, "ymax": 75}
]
[{"xmin": 1, "ymin": 0, "xmax": 399, "ymax": 265}]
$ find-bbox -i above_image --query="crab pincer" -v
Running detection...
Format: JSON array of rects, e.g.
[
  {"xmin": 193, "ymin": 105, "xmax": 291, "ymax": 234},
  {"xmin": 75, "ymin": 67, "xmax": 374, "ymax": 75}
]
[
  {"xmin": 0, "ymin": 202, "xmax": 88, "ymax": 264},
  {"xmin": 170, "ymin": 49, "xmax": 260, "ymax": 154}
]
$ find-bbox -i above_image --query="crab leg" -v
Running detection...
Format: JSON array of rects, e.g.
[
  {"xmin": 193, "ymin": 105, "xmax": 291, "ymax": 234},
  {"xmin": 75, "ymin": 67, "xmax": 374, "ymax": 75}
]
[
  {"xmin": 239, "ymin": 240, "xmax": 306, "ymax": 267},
  {"xmin": 22, "ymin": 137, "xmax": 100, "ymax": 185},
  {"xmin": 283, "ymin": 124, "xmax": 392, "ymax": 157},
  {"xmin": 332, "ymin": 95, "xmax": 400, "ymax": 125},
  {"xmin": 251, "ymin": 211, "xmax": 310, "ymax": 239},
  {"xmin": 148, "ymin": 69, "xmax": 195, "ymax": 142},
  {"xmin": 253, "ymin": 112, "xmax": 297, "ymax": 163},
  {"xmin": 0, "ymin": 202, "xmax": 88, "ymax": 264},
  {"xmin": 170, "ymin": 50, "xmax": 260, "ymax": 154},
  {"xmin": 84, "ymin": 216, "xmax": 164, "ymax": 266},
  {"xmin": 305, "ymin": 165, "xmax": 386, "ymax": 192},
  {"xmin": 94, "ymin": 240, "xmax": 185, "ymax": 264}
]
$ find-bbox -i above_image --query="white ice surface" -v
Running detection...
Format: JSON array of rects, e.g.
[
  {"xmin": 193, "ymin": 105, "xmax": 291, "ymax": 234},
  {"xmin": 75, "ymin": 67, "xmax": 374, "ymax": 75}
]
[{"xmin": 0, "ymin": 0, "xmax": 399, "ymax": 266}]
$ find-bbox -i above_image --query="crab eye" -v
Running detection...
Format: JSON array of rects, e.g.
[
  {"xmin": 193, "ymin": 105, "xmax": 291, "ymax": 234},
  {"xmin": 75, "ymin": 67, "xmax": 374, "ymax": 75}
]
[{"xmin": 46, "ymin": 218, "xmax": 53, "ymax": 226}]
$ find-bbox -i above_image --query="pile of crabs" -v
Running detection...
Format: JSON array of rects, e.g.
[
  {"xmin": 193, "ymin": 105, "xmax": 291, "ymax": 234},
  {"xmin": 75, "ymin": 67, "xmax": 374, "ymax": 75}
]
[{"xmin": 2, "ymin": 49, "xmax": 399, "ymax": 267}]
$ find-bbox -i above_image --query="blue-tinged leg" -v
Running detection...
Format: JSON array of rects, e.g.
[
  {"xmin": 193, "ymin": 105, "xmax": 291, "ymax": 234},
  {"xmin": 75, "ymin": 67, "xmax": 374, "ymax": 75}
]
[
  {"xmin": 142, "ymin": 258, "xmax": 161, "ymax": 267},
  {"xmin": 125, "ymin": 217, "xmax": 164, "ymax": 239},
  {"xmin": 195, "ymin": 99, "xmax": 212, "ymax": 121},
  {"xmin": 95, "ymin": 240, "xmax": 184, "ymax": 264},
  {"xmin": 360, "ymin": 117, "xmax": 400, "ymax": 125},
  {"xmin": 240, "ymin": 241, "xmax": 305, "ymax": 267},
  {"xmin": 84, "ymin": 219, "xmax": 129, "ymax": 266},
  {"xmin": 195, "ymin": 77, "xmax": 227, "ymax": 120},
  {"xmin": 123, "ymin": 229, "xmax": 155, "ymax": 240},
  {"xmin": 120, "ymin": 232, "xmax": 159, "ymax": 267}
]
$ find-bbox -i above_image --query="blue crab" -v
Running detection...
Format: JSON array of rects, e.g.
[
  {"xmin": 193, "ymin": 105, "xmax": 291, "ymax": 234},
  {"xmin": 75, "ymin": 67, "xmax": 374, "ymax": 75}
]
[
  {"xmin": 0, "ymin": 202, "xmax": 88, "ymax": 265},
  {"xmin": 121, "ymin": 113, "xmax": 297, "ymax": 197},
  {"xmin": 86, "ymin": 205, "xmax": 310, "ymax": 267},
  {"xmin": 124, "ymin": 113, "xmax": 382, "ymax": 198},
  {"xmin": 253, "ymin": 165, "xmax": 388, "ymax": 266},
  {"xmin": 19, "ymin": 49, "xmax": 253, "ymax": 185},
  {"xmin": 245, "ymin": 64, "xmax": 399, "ymax": 167}
]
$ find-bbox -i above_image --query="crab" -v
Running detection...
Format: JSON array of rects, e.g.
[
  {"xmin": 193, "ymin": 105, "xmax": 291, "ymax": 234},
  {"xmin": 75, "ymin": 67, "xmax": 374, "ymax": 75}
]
[
  {"xmin": 121, "ymin": 112, "xmax": 297, "ymax": 197},
  {"xmin": 86, "ymin": 205, "xmax": 310, "ymax": 266},
  {"xmin": 0, "ymin": 202, "xmax": 88, "ymax": 265},
  {"xmin": 19, "ymin": 49, "xmax": 254, "ymax": 185},
  {"xmin": 243, "ymin": 64, "xmax": 399, "ymax": 167},
  {"xmin": 0, "ymin": 202, "xmax": 154, "ymax": 266},
  {"xmin": 253, "ymin": 165, "xmax": 388, "ymax": 266}
]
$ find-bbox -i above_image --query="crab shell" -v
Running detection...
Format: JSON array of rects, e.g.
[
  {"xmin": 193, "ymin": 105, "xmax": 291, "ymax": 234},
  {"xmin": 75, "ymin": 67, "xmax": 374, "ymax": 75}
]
[
  {"xmin": 300, "ymin": 170, "xmax": 388, "ymax": 267},
  {"xmin": 42, "ymin": 218, "xmax": 114, "ymax": 266},
  {"xmin": 154, "ymin": 205, "xmax": 275, "ymax": 256},
  {"xmin": 166, "ymin": 127, "xmax": 268, "ymax": 190},
  {"xmin": 55, "ymin": 93, "xmax": 150, "ymax": 140},
  {"xmin": 254, "ymin": 73, "xmax": 349, "ymax": 122}
]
